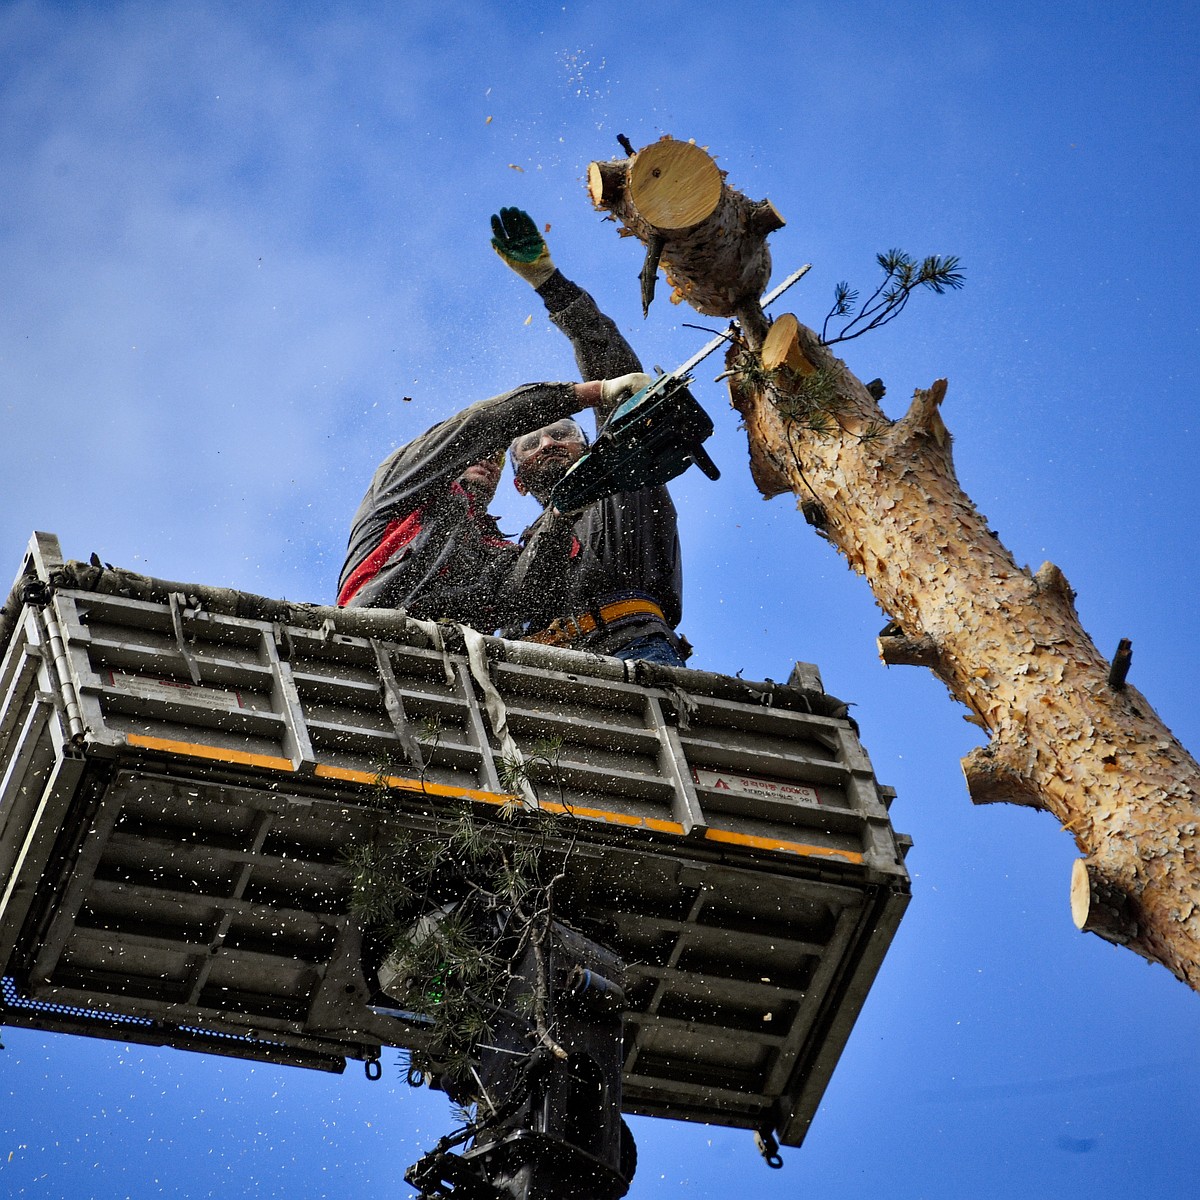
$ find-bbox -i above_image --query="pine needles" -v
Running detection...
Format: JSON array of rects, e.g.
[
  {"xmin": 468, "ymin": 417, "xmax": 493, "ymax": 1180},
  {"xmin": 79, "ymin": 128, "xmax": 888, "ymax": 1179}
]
[
  {"xmin": 346, "ymin": 746, "xmax": 579, "ymax": 1092},
  {"xmin": 822, "ymin": 249, "xmax": 965, "ymax": 345},
  {"xmin": 731, "ymin": 350, "xmax": 851, "ymax": 437}
]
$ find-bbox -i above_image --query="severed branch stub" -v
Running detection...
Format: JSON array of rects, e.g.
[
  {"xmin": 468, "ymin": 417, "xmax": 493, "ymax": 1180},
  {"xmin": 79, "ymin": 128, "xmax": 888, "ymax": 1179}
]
[
  {"xmin": 762, "ymin": 313, "xmax": 817, "ymax": 376},
  {"xmin": 639, "ymin": 233, "xmax": 665, "ymax": 317},
  {"xmin": 1071, "ymin": 857, "xmax": 1139, "ymax": 946},
  {"xmin": 877, "ymin": 629, "xmax": 940, "ymax": 669},
  {"xmin": 589, "ymin": 135, "xmax": 784, "ymax": 331},
  {"xmin": 1108, "ymin": 637, "xmax": 1133, "ymax": 691},
  {"xmin": 961, "ymin": 744, "xmax": 1041, "ymax": 808}
]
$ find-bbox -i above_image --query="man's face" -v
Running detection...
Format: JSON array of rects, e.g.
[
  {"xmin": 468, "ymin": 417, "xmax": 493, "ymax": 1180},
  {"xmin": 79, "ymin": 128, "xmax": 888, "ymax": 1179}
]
[
  {"xmin": 458, "ymin": 457, "xmax": 502, "ymax": 504},
  {"xmin": 511, "ymin": 419, "xmax": 587, "ymax": 500}
]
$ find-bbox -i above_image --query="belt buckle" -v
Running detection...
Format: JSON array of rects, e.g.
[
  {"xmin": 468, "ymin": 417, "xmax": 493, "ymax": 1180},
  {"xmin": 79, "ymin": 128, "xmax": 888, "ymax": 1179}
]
[{"xmin": 560, "ymin": 613, "xmax": 585, "ymax": 642}]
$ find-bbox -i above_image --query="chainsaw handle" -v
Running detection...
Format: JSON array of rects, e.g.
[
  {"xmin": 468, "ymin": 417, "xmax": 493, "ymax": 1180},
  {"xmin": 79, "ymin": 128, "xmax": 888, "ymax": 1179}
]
[{"xmin": 689, "ymin": 443, "xmax": 721, "ymax": 482}]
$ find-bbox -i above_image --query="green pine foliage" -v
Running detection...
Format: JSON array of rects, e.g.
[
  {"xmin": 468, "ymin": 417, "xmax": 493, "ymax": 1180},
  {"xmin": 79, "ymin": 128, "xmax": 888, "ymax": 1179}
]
[
  {"xmin": 822, "ymin": 249, "xmax": 964, "ymax": 345},
  {"xmin": 345, "ymin": 738, "xmax": 577, "ymax": 1088}
]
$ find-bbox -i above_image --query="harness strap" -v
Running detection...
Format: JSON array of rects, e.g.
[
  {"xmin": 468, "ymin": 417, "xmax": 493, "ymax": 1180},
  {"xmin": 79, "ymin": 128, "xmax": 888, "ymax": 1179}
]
[{"xmin": 525, "ymin": 596, "xmax": 667, "ymax": 647}]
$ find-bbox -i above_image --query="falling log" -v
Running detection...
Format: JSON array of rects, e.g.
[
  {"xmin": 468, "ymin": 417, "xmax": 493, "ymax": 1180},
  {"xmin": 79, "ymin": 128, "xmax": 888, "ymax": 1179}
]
[{"xmin": 588, "ymin": 136, "xmax": 784, "ymax": 327}]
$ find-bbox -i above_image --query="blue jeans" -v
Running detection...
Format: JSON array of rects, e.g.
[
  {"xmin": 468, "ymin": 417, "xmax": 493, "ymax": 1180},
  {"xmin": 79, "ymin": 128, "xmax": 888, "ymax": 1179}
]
[{"xmin": 614, "ymin": 634, "xmax": 686, "ymax": 668}]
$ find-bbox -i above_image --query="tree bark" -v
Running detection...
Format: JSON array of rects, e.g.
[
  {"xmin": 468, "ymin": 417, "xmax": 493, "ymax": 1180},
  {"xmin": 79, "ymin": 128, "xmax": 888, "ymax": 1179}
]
[{"xmin": 586, "ymin": 139, "xmax": 1200, "ymax": 988}]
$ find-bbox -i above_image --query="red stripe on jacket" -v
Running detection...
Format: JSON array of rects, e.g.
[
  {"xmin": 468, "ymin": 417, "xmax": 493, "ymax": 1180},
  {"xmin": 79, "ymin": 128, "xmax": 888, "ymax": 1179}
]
[
  {"xmin": 337, "ymin": 509, "xmax": 425, "ymax": 606},
  {"xmin": 337, "ymin": 483, "xmax": 514, "ymax": 608}
]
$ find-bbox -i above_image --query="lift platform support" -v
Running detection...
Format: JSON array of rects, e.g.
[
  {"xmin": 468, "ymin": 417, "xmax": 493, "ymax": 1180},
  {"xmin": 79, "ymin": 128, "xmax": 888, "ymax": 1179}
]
[
  {"xmin": 0, "ymin": 533, "xmax": 910, "ymax": 1177},
  {"xmin": 404, "ymin": 921, "xmax": 634, "ymax": 1200}
]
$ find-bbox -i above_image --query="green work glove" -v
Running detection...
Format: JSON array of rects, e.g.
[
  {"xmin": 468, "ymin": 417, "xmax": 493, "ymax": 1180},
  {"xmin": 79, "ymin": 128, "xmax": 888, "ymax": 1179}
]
[{"xmin": 490, "ymin": 207, "xmax": 557, "ymax": 288}]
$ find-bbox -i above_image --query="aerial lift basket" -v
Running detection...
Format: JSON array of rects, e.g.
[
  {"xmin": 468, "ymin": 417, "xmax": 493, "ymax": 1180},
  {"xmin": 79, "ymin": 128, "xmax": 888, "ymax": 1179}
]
[{"xmin": 0, "ymin": 533, "xmax": 910, "ymax": 1148}]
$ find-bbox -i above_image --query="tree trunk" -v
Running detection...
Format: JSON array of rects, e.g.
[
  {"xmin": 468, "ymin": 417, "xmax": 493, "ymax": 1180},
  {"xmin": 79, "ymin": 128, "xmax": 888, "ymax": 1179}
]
[
  {"xmin": 590, "ymin": 139, "xmax": 1200, "ymax": 988},
  {"xmin": 737, "ymin": 319, "xmax": 1200, "ymax": 986}
]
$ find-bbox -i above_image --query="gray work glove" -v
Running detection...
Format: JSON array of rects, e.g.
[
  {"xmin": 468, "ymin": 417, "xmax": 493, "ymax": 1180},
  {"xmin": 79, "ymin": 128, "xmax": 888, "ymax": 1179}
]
[
  {"xmin": 490, "ymin": 207, "xmax": 557, "ymax": 288},
  {"xmin": 599, "ymin": 372, "xmax": 654, "ymax": 407}
]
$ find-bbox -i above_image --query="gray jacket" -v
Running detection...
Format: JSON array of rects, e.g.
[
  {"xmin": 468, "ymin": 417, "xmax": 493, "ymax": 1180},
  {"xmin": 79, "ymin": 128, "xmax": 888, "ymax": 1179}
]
[{"xmin": 504, "ymin": 274, "xmax": 684, "ymax": 655}]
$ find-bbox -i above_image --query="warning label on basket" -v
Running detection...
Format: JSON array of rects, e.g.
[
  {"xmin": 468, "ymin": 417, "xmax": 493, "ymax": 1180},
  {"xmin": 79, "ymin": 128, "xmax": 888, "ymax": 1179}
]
[
  {"xmin": 104, "ymin": 671, "xmax": 245, "ymax": 711},
  {"xmin": 690, "ymin": 767, "xmax": 821, "ymax": 806}
]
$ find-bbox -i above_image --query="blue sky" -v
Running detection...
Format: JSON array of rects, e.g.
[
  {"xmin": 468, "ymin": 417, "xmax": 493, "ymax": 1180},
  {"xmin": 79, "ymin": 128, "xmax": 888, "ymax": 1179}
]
[{"xmin": 2, "ymin": 2, "xmax": 1199, "ymax": 1197}]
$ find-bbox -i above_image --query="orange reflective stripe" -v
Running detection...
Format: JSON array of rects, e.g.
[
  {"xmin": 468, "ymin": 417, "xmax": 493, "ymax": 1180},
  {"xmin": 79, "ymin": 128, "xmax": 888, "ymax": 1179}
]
[
  {"xmin": 539, "ymin": 798, "xmax": 685, "ymax": 834},
  {"xmin": 125, "ymin": 736, "xmax": 851, "ymax": 862},
  {"xmin": 703, "ymin": 827, "xmax": 865, "ymax": 864},
  {"xmin": 126, "ymin": 734, "xmax": 295, "ymax": 773},
  {"xmin": 312, "ymin": 763, "xmax": 515, "ymax": 806}
]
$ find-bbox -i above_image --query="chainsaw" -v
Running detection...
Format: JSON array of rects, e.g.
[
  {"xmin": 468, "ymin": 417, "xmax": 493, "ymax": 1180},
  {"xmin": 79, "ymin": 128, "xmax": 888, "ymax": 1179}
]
[{"xmin": 548, "ymin": 266, "xmax": 811, "ymax": 515}]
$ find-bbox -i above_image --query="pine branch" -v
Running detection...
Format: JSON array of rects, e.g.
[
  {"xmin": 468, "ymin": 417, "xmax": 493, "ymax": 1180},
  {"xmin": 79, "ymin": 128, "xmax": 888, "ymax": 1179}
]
[
  {"xmin": 822, "ymin": 249, "xmax": 965, "ymax": 346},
  {"xmin": 352, "ymin": 795, "xmax": 585, "ymax": 1090}
]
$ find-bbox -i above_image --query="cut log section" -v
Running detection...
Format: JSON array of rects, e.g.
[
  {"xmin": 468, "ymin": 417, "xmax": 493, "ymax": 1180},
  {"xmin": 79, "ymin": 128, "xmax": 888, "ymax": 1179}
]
[
  {"xmin": 588, "ymin": 136, "xmax": 784, "ymax": 322},
  {"xmin": 629, "ymin": 139, "xmax": 723, "ymax": 231}
]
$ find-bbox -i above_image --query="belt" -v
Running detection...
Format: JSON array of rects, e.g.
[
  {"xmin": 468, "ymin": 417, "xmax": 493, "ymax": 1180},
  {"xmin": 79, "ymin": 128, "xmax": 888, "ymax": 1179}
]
[{"xmin": 526, "ymin": 597, "xmax": 667, "ymax": 647}]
